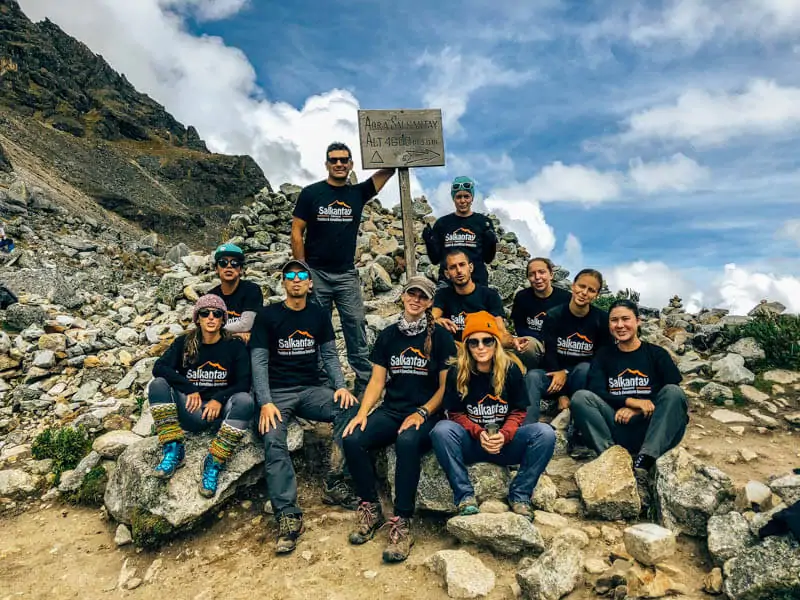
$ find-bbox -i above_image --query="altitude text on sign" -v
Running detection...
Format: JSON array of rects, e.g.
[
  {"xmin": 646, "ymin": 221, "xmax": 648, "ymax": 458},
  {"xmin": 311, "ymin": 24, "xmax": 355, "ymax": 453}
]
[{"xmin": 358, "ymin": 109, "xmax": 445, "ymax": 170}]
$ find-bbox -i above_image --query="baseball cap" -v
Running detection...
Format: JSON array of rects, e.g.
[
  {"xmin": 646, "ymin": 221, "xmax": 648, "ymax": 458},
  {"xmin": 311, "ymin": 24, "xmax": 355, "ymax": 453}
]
[
  {"xmin": 282, "ymin": 258, "xmax": 311, "ymax": 274},
  {"xmin": 214, "ymin": 243, "xmax": 245, "ymax": 262},
  {"xmin": 403, "ymin": 275, "xmax": 436, "ymax": 299}
]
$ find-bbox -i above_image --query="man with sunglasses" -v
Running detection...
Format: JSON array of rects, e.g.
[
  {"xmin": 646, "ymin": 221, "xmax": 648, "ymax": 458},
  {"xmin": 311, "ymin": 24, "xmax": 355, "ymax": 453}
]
[
  {"xmin": 423, "ymin": 176, "xmax": 497, "ymax": 287},
  {"xmin": 291, "ymin": 142, "xmax": 396, "ymax": 395},
  {"xmin": 208, "ymin": 243, "xmax": 263, "ymax": 344},
  {"xmin": 250, "ymin": 259, "xmax": 360, "ymax": 555}
]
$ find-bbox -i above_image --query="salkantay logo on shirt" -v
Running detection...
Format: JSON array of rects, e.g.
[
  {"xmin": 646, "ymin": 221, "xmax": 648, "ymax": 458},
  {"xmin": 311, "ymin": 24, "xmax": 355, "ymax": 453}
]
[
  {"xmin": 227, "ymin": 310, "xmax": 242, "ymax": 324},
  {"xmin": 186, "ymin": 361, "xmax": 229, "ymax": 387},
  {"xmin": 444, "ymin": 227, "xmax": 477, "ymax": 248},
  {"xmin": 277, "ymin": 330, "xmax": 316, "ymax": 356},
  {"xmin": 608, "ymin": 369, "xmax": 652, "ymax": 397},
  {"xmin": 466, "ymin": 393, "xmax": 509, "ymax": 423},
  {"xmin": 450, "ymin": 311, "xmax": 467, "ymax": 331},
  {"xmin": 389, "ymin": 347, "xmax": 429, "ymax": 375},
  {"xmin": 526, "ymin": 311, "xmax": 547, "ymax": 332},
  {"xmin": 557, "ymin": 332, "xmax": 594, "ymax": 357},
  {"xmin": 318, "ymin": 200, "xmax": 353, "ymax": 223}
]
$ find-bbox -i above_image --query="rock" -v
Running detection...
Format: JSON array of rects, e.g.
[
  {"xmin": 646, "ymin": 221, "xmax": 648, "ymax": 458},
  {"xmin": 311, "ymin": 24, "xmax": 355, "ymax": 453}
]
[
  {"xmin": 584, "ymin": 559, "xmax": 609, "ymax": 575},
  {"xmin": 425, "ymin": 550, "xmax": 496, "ymax": 599},
  {"xmin": 531, "ymin": 474, "xmax": 558, "ymax": 512},
  {"xmin": 748, "ymin": 300, "xmax": 786, "ymax": 316},
  {"xmin": 479, "ymin": 499, "xmax": 509, "ymax": 514},
  {"xmin": 72, "ymin": 380, "xmax": 101, "ymax": 404},
  {"xmin": 726, "ymin": 337, "xmax": 765, "ymax": 364},
  {"xmin": 165, "ymin": 243, "xmax": 191, "ymax": 265},
  {"xmin": 92, "ymin": 431, "xmax": 143, "ymax": 459},
  {"xmin": 57, "ymin": 236, "xmax": 97, "ymax": 252},
  {"xmin": 736, "ymin": 481, "xmax": 774, "ymax": 512},
  {"xmin": 703, "ymin": 567, "xmax": 724, "ymax": 595},
  {"xmin": 533, "ymin": 511, "xmax": 568, "ymax": 529},
  {"xmin": 769, "ymin": 474, "xmax": 800, "ymax": 506},
  {"xmin": 114, "ymin": 524, "xmax": 133, "ymax": 546},
  {"xmin": 516, "ymin": 529, "xmax": 587, "ymax": 600},
  {"xmin": 594, "ymin": 559, "xmax": 632, "ymax": 595},
  {"xmin": 369, "ymin": 263, "xmax": 393, "ymax": 293},
  {"xmin": 723, "ymin": 535, "xmax": 800, "ymax": 600},
  {"xmin": 58, "ymin": 451, "xmax": 101, "ymax": 492},
  {"xmin": 707, "ymin": 511, "xmax": 756, "ymax": 566},
  {"xmin": 446, "ymin": 513, "xmax": 545, "ymax": 556},
  {"xmin": 712, "ymin": 353, "xmax": 755, "ymax": 384},
  {"xmin": 114, "ymin": 327, "xmax": 139, "ymax": 346},
  {"xmin": 38, "ymin": 333, "xmax": 67, "ymax": 352},
  {"xmin": 654, "ymin": 447, "xmax": 734, "ymax": 536},
  {"xmin": 626, "ymin": 563, "xmax": 686, "ymax": 598},
  {"xmin": 32, "ymin": 350, "xmax": 56, "ymax": 368},
  {"xmin": 0, "ymin": 469, "xmax": 39, "ymax": 497},
  {"xmin": 699, "ymin": 382, "xmax": 733, "ymax": 402},
  {"xmin": 181, "ymin": 255, "xmax": 208, "ymax": 275},
  {"xmin": 575, "ymin": 446, "xmax": 640, "ymax": 520},
  {"xmin": 762, "ymin": 369, "xmax": 800, "ymax": 385},
  {"xmin": 710, "ymin": 409, "xmax": 754, "ymax": 424},
  {"xmin": 551, "ymin": 498, "xmax": 582, "ymax": 516},
  {"xmin": 622, "ymin": 523, "xmax": 676, "ymax": 566},
  {"xmin": 749, "ymin": 410, "xmax": 779, "ymax": 428},
  {"xmin": 4, "ymin": 303, "xmax": 46, "ymax": 330},
  {"xmin": 738, "ymin": 384, "xmax": 770, "ymax": 405},
  {"xmin": 155, "ymin": 273, "xmax": 187, "ymax": 307}
]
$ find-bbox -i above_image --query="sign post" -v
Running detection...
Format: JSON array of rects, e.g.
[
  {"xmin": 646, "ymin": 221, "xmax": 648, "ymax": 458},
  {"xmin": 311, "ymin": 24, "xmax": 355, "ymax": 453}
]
[{"xmin": 358, "ymin": 108, "xmax": 445, "ymax": 278}]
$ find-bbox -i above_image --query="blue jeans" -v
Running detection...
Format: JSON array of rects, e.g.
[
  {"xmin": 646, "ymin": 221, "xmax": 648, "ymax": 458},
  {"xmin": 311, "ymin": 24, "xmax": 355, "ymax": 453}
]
[
  {"xmin": 523, "ymin": 362, "xmax": 591, "ymax": 424},
  {"xmin": 309, "ymin": 267, "xmax": 372, "ymax": 394},
  {"xmin": 430, "ymin": 420, "xmax": 556, "ymax": 505}
]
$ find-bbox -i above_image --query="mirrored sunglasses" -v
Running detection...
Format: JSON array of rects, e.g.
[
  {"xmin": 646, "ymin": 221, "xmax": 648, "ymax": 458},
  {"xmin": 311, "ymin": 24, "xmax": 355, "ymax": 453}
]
[
  {"xmin": 284, "ymin": 271, "xmax": 310, "ymax": 281},
  {"xmin": 451, "ymin": 181, "xmax": 474, "ymax": 193}
]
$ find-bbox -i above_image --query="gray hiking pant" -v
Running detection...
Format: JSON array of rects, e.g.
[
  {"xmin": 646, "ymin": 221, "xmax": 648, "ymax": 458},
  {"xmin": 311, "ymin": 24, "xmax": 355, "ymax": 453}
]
[
  {"xmin": 148, "ymin": 377, "xmax": 254, "ymax": 431},
  {"xmin": 309, "ymin": 267, "xmax": 372, "ymax": 395},
  {"xmin": 260, "ymin": 385, "xmax": 358, "ymax": 517},
  {"xmin": 523, "ymin": 362, "xmax": 591, "ymax": 424},
  {"xmin": 570, "ymin": 384, "xmax": 689, "ymax": 459}
]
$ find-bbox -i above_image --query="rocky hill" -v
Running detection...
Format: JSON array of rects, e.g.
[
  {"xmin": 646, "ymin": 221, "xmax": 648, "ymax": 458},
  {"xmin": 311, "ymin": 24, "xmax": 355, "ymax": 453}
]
[{"xmin": 0, "ymin": 0, "xmax": 268, "ymax": 244}]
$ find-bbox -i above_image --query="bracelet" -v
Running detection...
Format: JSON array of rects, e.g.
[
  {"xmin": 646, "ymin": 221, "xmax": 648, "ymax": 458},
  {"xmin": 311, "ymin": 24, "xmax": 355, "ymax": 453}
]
[{"xmin": 415, "ymin": 407, "xmax": 429, "ymax": 420}]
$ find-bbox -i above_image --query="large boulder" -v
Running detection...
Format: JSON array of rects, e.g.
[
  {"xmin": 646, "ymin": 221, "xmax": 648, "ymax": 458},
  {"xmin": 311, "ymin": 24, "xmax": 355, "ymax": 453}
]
[
  {"xmin": 516, "ymin": 529, "xmax": 588, "ymax": 600},
  {"xmin": 0, "ymin": 269, "xmax": 81, "ymax": 309},
  {"xmin": 711, "ymin": 353, "xmax": 755, "ymax": 385},
  {"xmin": 623, "ymin": 523, "xmax": 676, "ymax": 566},
  {"xmin": 575, "ymin": 445, "xmax": 640, "ymax": 520},
  {"xmin": 769, "ymin": 474, "xmax": 800, "ymax": 506},
  {"xmin": 654, "ymin": 447, "xmax": 734, "ymax": 536},
  {"xmin": 425, "ymin": 550, "xmax": 496, "ymax": 599},
  {"xmin": 0, "ymin": 469, "xmax": 40, "ymax": 497},
  {"xmin": 446, "ymin": 513, "xmax": 545, "ymax": 556},
  {"xmin": 723, "ymin": 536, "xmax": 800, "ymax": 600},
  {"xmin": 725, "ymin": 337, "xmax": 765, "ymax": 365},
  {"xmin": 706, "ymin": 511, "xmax": 756, "ymax": 566},
  {"xmin": 92, "ymin": 430, "xmax": 144, "ymax": 459}
]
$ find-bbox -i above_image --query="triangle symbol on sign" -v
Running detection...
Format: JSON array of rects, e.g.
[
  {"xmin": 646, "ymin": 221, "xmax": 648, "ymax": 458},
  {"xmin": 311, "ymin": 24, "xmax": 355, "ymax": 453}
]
[{"xmin": 371, "ymin": 151, "xmax": 384, "ymax": 164}]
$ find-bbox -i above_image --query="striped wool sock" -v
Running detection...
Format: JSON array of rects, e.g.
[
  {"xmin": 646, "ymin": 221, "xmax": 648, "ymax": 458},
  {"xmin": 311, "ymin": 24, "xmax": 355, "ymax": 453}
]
[
  {"xmin": 151, "ymin": 403, "xmax": 185, "ymax": 445},
  {"xmin": 209, "ymin": 423, "xmax": 246, "ymax": 464}
]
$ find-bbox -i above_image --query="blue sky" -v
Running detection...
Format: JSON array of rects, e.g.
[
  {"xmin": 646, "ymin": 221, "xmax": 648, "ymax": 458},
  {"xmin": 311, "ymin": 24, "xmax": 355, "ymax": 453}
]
[{"xmin": 19, "ymin": 0, "xmax": 800, "ymax": 312}]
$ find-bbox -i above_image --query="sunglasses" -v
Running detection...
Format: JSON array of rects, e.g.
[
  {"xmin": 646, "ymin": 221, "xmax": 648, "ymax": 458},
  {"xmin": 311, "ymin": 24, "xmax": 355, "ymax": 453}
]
[
  {"xmin": 216, "ymin": 258, "xmax": 242, "ymax": 269},
  {"xmin": 467, "ymin": 336, "xmax": 496, "ymax": 349},
  {"xmin": 284, "ymin": 271, "xmax": 310, "ymax": 281},
  {"xmin": 452, "ymin": 181, "xmax": 474, "ymax": 193},
  {"xmin": 198, "ymin": 308, "xmax": 225, "ymax": 319},
  {"xmin": 327, "ymin": 156, "xmax": 351, "ymax": 164}
]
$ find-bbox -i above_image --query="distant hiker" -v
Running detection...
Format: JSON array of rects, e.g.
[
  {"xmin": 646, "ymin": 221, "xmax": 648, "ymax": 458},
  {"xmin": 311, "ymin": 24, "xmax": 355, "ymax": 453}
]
[
  {"xmin": 431, "ymin": 311, "xmax": 555, "ymax": 519},
  {"xmin": 149, "ymin": 294, "xmax": 254, "ymax": 498},
  {"xmin": 0, "ymin": 284, "xmax": 17, "ymax": 309},
  {"xmin": 207, "ymin": 243, "xmax": 263, "ymax": 344},
  {"xmin": 422, "ymin": 175, "xmax": 497, "ymax": 287},
  {"xmin": 291, "ymin": 142, "xmax": 396, "ymax": 395},
  {"xmin": 571, "ymin": 299, "xmax": 688, "ymax": 510},
  {"xmin": 510, "ymin": 257, "xmax": 572, "ymax": 369},
  {"xmin": 342, "ymin": 276, "xmax": 456, "ymax": 563},
  {"xmin": 0, "ymin": 223, "xmax": 14, "ymax": 253},
  {"xmin": 251, "ymin": 259, "xmax": 359, "ymax": 555},
  {"xmin": 524, "ymin": 268, "xmax": 611, "ymax": 424}
]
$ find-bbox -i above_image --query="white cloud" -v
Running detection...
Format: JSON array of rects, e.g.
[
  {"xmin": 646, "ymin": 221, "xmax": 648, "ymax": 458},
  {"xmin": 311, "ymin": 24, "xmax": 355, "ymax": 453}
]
[
  {"xmin": 162, "ymin": 0, "xmax": 249, "ymax": 21},
  {"xmin": 628, "ymin": 153, "xmax": 709, "ymax": 193},
  {"xmin": 605, "ymin": 261, "xmax": 701, "ymax": 312},
  {"xmin": 559, "ymin": 233, "xmax": 584, "ymax": 273},
  {"xmin": 508, "ymin": 161, "xmax": 622, "ymax": 204},
  {"xmin": 483, "ymin": 192, "xmax": 556, "ymax": 257},
  {"xmin": 778, "ymin": 219, "xmax": 800, "ymax": 246},
  {"xmin": 715, "ymin": 263, "xmax": 800, "ymax": 315},
  {"xmin": 622, "ymin": 80, "xmax": 800, "ymax": 146}
]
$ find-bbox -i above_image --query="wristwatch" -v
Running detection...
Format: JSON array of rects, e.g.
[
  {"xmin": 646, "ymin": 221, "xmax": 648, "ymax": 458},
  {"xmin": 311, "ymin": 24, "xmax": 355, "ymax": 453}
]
[{"xmin": 415, "ymin": 407, "xmax": 429, "ymax": 420}]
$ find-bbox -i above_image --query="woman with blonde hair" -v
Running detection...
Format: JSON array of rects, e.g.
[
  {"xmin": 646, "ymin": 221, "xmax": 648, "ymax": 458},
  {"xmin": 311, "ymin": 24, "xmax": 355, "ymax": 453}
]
[{"xmin": 430, "ymin": 311, "xmax": 556, "ymax": 518}]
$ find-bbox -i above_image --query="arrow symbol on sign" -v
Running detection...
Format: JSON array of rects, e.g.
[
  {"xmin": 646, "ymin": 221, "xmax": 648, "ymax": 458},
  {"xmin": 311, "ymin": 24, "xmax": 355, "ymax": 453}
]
[
  {"xmin": 371, "ymin": 151, "xmax": 384, "ymax": 163},
  {"xmin": 400, "ymin": 148, "xmax": 442, "ymax": 165}
]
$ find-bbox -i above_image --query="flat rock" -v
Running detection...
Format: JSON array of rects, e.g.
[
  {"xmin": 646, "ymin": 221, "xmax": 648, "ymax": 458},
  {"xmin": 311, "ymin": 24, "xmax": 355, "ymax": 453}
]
[
  {"xmin": 92, "ymin": 430, "xmax": 143, "ymax": 459},
  {"xmin": 446, "ymin": 513, "xmax": 545, "ymax": 556},
  {"xmin": 114, "ymin": 524, "xmax": 133, "ymax": 546},
  {"xmin": 533, "ymin": 511, "xmax": 568, "ymax": 529},
  {"xmin": 623, "ymin": 523, "xmax": 676, "ymax": 566},
  {"xmin": 769, "ymin": 474, "xmax": 800, "ymax": 506},
  {"xmin": 479, "ymin": 499, "xmax": 509, "ymax": 514},
  {"xmin": 723, "ymin": 535, "xmax": 800, "ymax": 600},
  {"xmin": 707, "ymin": 511, "xmax": 756, "ymax": 566},
  {"xmin": 761, "ymin": 369, "xmax": 799, "ymax": 385},
  {"xmin": 531, "ymin": 474, "xmax": 557, "ymax": 512},
  {"xmin": 516, "ymin": 529, "xmax": 587, "ymax": 600},
  {"xmin": 58, "ymin": 451, "xmax": 101, "ymax": 493},
  {"xmin": 699, "ymin": 382, "xmax": 733, "ymax": 402},
  {"xmin": 736, "ymin": 480, "xmax": 774, "ymax": 512},
  {"xmin": 738, "ymin": 384, "xmax": 770, "ymax": 405},
  {"xmin": 425, "ymin": 550, "xmax": 496, "ymax": 598},
  {"xmin": 575, "ymin": 445, "xmax": 640, "ymax": 520},
  {"xmin": 710, "ymin": 409, "xmax": 754, "ymax": 424},
  {"xmin": 0, "ymin": 468, "xmax": 39, "ymax": 497}
]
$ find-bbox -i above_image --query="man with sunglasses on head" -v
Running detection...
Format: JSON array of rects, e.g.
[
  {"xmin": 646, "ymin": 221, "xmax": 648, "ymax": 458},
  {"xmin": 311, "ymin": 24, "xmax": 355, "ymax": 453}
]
[
  {"xmin": 291, "ymin": 142, "xmax": 396, "ymax": 396},
  {"xmin": 207, "ymin": 243, "xmax": 263, "ymax": 344},
  {"xmin": 423, "ymin": 176, "xmax": 498, "ymax": 287},
  {"xmin": 250, "ymin": 259, "xmax": 360, "ymax": 555}
]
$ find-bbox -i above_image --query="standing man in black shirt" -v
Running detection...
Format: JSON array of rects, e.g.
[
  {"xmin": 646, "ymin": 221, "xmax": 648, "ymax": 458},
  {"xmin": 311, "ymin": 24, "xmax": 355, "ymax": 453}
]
[
  {"xmin": 208, "ymin": 243, "xmax": 263, "ymax": 345},
  {"xmin": 251, "ymin": 259, "xmax": 359, "ymax": 555},
  {"xmin": 511, "ymin": 257, "xmax": 572, "ymax": 368},
  {"xmin": 291, "ymin": 142, "xmax": 396, "ymax": 395},
  {"xmin": 422, "ymin": 175, "xmax": 497, "ymax": 286}
]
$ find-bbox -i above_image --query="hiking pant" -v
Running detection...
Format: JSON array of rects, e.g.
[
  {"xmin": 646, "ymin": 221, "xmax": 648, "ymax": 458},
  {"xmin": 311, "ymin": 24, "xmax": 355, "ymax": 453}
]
[
  {"xmin": 260, "ymin": 385, "xmax": 358, "ymax": 517},
  {"xmin": 148, "ymin": 377, "xmax": 253, "ymax": 431},
  {"xmin": 342, "ymin": 406, "xmax": 437, "ymax": 519},
  {"xmin": 523, "ymin": 362, "xmax": 591, "ymax": 424},
  {"xmin": 570, "ymin": 384, "xmax": 689, "ymax": 459},
  {"xmin": 309, "ymin": 267, "xmax": 372, "ymax": 395},
  {"xmin": 513, "ymin": 337, "xmax": 545, "ymax": 371},
  {"xmin": 430, "ymin": 420, "xmax": 555, "ymax": 505}
]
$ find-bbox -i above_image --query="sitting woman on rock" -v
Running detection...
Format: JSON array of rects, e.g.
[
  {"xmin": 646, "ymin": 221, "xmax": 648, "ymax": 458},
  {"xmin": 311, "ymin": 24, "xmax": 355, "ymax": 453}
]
[
  {"xmin": 571, "ymin": 299, "xmax": 688, "ymax": 509},
  {"xmin": 149, "ymin": 294, "xmax": 254, "ymax": 497},
  {"xmin": 430, "ymin": 311, "xmax": 555, "ymax": 518},
  {"xmin": 342, "ymin": 276, "xmax": 456, "ymax": 563}
]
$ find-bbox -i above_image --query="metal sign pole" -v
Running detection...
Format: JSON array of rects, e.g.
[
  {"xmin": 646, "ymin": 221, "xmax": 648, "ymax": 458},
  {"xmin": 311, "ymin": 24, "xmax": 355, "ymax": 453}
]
[{"xmin": 398, "ymin": 167, "xmax": 416, "ymax": 277}]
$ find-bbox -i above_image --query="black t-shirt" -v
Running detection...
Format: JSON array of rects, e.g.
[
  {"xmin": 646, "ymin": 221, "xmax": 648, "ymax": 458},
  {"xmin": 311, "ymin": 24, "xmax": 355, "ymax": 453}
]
[
  {"xmin": 588, "ymin": 342, "xmax": 682, "ymax": 410},
  {"xmin": 442, "ymin": 363, "xmax": 527, "ymax": 427},
  {"xmin": 293, "ymin": 179, "xmax": 377, "ymax": 272},
  {"xmin": 541, "ymin": 304, "xmax": 611, "ymax": 371},
  {"xmin": 370, "ymin": 323, "xmax": 456, "ymax": 416},
  {"xmin": 208, "ymin": 280, "xmax": 263, "ymax": 327},
  {"xmin": 432, "ymin": 212, "xmax": 496, "ymax": 285},
  {"xmin": 433, "ymin": 284, "xmax": 505, "ymax": 341},
  {"xmin": 511, "ymin": 287, "xmax": 572, "ymax": 340},
  {"xmin": 152, "ymin": 335, "xmax": 250, "ymax": 402},
  {"xmin": 250, "ymin": 302, "xmax": 335, "ymax": 390}
]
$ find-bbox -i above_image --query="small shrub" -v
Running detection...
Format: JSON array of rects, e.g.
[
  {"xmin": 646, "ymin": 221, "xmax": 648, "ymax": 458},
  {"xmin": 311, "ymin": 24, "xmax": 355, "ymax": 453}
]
[
  {"xmin": 593, "ymin": 295, "xmax": 615, "ymax": 313},
  {"xmin": 131, "ymin": 508, "xmax": 174, "ymax": 549},
  {"xmin": 724, "ymin": 313, "xmax": 800, "ymax": 371},
  {"xmin": 31, "ymin": 426, "xmax": 91, "ymax": 481},
  {"xmin": 686, "ymin": 380, "xmax": 706, "ymax": 393},
  {"xmin": 593, "ymin": 288, "xmax": 642, "ymax": 314},
  {"xmin": 134, "ymin": 395, "xmax": 145, "ymax": 412},
  {"xmin": 65, "ymin": 465, "xmax": 107, "ymax": 506}
]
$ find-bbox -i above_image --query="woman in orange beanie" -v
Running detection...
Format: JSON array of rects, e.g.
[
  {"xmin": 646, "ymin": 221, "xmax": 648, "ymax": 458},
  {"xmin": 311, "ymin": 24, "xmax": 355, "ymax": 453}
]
[{"xmin": 430, "ymin": 311, "xmax": 556, "ymax": 518}]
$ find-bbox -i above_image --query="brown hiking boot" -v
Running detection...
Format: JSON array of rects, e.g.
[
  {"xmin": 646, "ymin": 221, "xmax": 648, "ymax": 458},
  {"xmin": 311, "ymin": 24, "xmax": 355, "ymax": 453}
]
[
  {"xmin": 634, "ymin": 467, "xmax": 653, "ymax": 512},
  {"xmin": 349, "ymin": 501, "xmax": 385, "ymax": 545},
  {"xmin": 322, "ymin": 477, "xmax": 359, "ymax": 511},
  {"xmin": 275, "ymin": 512, "xmax": 304, "ymax": 554},
  {"xmin": 510, "ymin": 501, "xmax": 533, "ymax": 520},
  {"xmin": 382, "ymin": 516, "xmax": 414, "ymax": 563}
]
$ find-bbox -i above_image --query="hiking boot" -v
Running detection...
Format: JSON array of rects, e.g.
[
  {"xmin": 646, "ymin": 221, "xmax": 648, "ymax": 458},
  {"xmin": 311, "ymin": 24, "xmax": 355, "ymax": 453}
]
[
  {"xmin": 382, "ymin": 517, "xmax": 414, "ymax": 563},
  {"xmin": 510, "ymin": 501, "xmax": 533, "ymax": 520},
  {"xmin": 456, "ymin": 496, "xmax": 480, "ymax": 516},
  {"xmin": 634, "ymin": 467, "xmax": 653, "ymax": 511},
  {"xmin": 198, "ymin": 454, "xmax": 223, "ymax": 498},
  {"xmin": 322, "ymin": 477, "xmax": 359, "ymax": 511},
  {"xmin": 569, "ymin": 445, "xmax": 598, "ymax": 461},
  {"xmin": 153, "ymin": 441, "xmax": 185, "ymax": 479},
  {"xmin": 275, "ymin": 512, "xmax": 305, "ymax": 554},
  {"xmin": 349, "ymin": 501, "xmax": 385, "ymax": 545}
]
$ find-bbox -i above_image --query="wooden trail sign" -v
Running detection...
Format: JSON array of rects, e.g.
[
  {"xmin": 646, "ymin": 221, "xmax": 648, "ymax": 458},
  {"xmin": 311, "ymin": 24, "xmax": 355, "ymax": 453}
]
[{"xmin": 357, "ymin": 109, "xmax": 446, "ymax": 276}]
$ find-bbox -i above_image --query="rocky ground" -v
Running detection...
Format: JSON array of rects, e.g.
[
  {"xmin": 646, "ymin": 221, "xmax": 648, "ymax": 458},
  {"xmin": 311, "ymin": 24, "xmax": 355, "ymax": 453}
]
[{"xmin": 0, "ymin": 166, "xmax": 799, "ymax": 600}]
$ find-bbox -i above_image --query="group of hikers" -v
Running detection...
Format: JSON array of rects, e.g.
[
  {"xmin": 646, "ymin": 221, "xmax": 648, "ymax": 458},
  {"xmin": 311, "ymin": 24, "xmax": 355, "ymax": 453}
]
[{"xmin": 146, "ymin": 142, "xmax": 690, "ymax": 562}]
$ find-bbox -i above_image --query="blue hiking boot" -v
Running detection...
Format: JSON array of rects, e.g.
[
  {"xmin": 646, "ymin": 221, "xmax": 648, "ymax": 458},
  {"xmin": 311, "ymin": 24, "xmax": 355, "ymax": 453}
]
[
  {"xmin": 198, "ymin": 454, "xmax": 223, "ymax": 498},
  {"xmin": 153, "ymin": 441, "xmax": 185, "ymax": 479}
]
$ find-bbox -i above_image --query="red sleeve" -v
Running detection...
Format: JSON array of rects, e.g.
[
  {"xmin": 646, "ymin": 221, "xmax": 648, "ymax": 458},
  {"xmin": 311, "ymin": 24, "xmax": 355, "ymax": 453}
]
[
  {"xmin": 499, "ymin": 410, "xmax": 526, "ymax": 443},
  {"xmin": 449, "ymin": 412, "xmax": 484, "ymax": 440}
]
